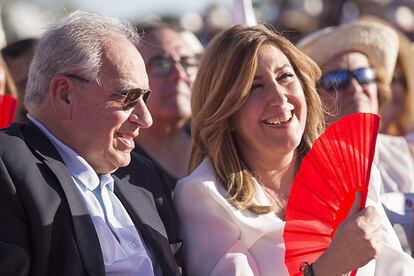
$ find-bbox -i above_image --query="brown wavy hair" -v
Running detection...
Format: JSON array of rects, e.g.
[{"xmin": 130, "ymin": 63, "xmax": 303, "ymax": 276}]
[{"xmin": 189, "ymin": 24, "xmax": 325, "ymax": 214}]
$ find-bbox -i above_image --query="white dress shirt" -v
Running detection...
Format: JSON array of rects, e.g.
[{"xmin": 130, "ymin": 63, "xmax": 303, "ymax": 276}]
[
  {"xmin": 174, "ymin": 158, "xmax": 414, "ymax": 276},
  {"xmin": 28, "ymin": 114, "xmax": 154, "ymax": 276}
]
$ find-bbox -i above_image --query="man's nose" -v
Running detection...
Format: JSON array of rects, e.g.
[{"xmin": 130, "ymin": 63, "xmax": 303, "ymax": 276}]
[
  {"xmin": 169, "ymin": 60, "xmax": 191, "ymax": 83},
  {"xmin": 345, "ymin": 77, "xmax": 365, "ymax": 95},
  {"xmin": 129, "ymin": 99, "xmax": 153, "ymax": 128}
]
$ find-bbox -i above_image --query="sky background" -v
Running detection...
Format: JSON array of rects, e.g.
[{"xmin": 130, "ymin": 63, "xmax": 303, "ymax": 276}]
[
  {"xmin": 70, "ymin": 0, "xmax": 233, "ymax": 19},
  {"xmin": 16, "ymin": 0, "xmax": 235, "ymax": 20},
  {"xmin": 1, "ymin": 0, "xmax": 240, "ymax": 41}
]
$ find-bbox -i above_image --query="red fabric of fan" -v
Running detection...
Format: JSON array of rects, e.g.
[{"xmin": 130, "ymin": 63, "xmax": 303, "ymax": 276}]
[
  {"xmin": 0, "ymin": 94, "xmax": 17, "ymax": 128},
  {"xmin": 283, "ymin": 113, "xmax": 380, "ymax": 276}
]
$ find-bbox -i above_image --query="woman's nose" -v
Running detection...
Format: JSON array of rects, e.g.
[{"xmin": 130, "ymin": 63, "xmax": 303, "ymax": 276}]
[{"xmin": 268, "ymin": 83, "xmax": 288, "ymax": 106}]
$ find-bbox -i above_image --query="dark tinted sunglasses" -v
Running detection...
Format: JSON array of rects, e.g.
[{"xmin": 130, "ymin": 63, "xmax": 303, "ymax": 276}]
[
  {"xmin": 147, "ymin": 55, "xmax": 199, "ymax": 77},
  {"xmin": 318, "ymin": 67, "xmax": 376, "ymax": 91},
  {"xmin": 66, "ymin": 74, "xmax": 151, "ymax": 111}
]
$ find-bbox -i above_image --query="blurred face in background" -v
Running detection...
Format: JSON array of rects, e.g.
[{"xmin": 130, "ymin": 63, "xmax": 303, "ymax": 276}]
[
  {"xmin": 139, "ymin": 27, "xmax": 198, "ymax": 127},
  {"xmin": 7, "ymin": 47, "xmax": 36, "ymax": 99},
  {"xmin": 318, "ymin": 52, "xmax": 378, "ymax": 124},
  {"xmin": 380, "ymin": 62, "xmax": 406, "ymax": 128},
  {"xmin": 6, "ymin": 47, "xmax": 36, "ymax": 122}
]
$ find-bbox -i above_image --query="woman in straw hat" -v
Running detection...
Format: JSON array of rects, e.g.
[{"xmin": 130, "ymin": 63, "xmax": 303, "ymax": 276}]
[
  {"xmin": 298, "ymin": 20, "xmax": 414, "ymax": 256},
  {"xmin": 174, "ymin": 24, "xmax": 414, "ymax": 276}
]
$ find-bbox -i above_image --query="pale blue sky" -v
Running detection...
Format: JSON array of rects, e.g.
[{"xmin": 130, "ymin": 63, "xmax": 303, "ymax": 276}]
[
  {"xmin": 2, "ymin": 0, "xmax": 246, "ymax": 39},
  {"xmin": 26, "ymin": 0, "xmax": 234, "ymax": 20}
]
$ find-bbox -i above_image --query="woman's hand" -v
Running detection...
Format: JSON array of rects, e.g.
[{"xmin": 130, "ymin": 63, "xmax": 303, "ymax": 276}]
[{"xmin": 312, "ymin": 193, "xmax": 382, "ymax": 276}]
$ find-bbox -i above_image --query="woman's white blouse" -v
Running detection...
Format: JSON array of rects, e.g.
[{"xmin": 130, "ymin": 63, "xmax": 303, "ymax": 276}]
[{"xmin": 174, "ymin": 158, "xmax": 414, "ymax": 276}]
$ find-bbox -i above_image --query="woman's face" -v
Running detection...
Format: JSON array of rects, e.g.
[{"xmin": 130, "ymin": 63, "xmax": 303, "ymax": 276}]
[
  {"xmin": 232, "ymin": 43, "xmax": 307, "ymax": 162},
  {"xmin": 319, "ymin": 52, "xmax": 378, "ymax": 124}
]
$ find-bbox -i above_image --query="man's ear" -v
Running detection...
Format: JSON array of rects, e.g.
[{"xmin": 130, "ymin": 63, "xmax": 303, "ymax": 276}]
[{"xmin": 49, "ymin": 75, "xmax": 75, "ymax": 119}]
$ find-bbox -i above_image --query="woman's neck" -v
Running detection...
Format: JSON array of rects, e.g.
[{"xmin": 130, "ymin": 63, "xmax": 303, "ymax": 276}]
[
  {"xmin": 246, "ymin": 150, "xmax": 298, "ymax": 219},
  {"xmin": 255, "ymin": 154, "xmax": 297, "ymax": 194}
]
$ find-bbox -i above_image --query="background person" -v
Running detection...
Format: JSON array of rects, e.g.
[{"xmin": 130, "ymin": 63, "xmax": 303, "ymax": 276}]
[
  {"xmin": 356, "ymin": 16, "xmax": 414, "ymax": 138},
  {"xmin": 0, "ymin": 54, "xmax": 18, "ymax": 127},
  {"xmin": 298, "ymin": 20, "xmax": 414, "ymax": 255},
  {"xmin": 1, "ymin": 38, "xmax": 38, "ymax": 123},
  {"xmin": 122, "ymin": 24, "xmax": 198, "ymax": 190}
]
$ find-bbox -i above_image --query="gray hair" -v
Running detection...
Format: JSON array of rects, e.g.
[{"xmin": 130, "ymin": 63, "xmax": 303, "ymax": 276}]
[{"xmin": 25, "ymin": 10, "xmax": 141, "ymax": 110}]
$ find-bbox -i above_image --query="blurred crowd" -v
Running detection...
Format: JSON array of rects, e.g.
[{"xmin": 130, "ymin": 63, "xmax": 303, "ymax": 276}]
[
  {"xmin": 1, "ymin": 0, "xmax": 413, "ymax": 122},
  {"xmin": 2, "ymin": 0, "xmax": 414, "ymax": 275}
]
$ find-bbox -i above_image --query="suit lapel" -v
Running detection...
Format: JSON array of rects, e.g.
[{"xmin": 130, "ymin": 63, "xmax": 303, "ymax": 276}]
[
  {"xmin": 114, "ymin": 177, "xmax": 180, "ymax": 276},
  {"xmin": 22, "ymin": 123, "xmax": 105, "ymax": 276}
]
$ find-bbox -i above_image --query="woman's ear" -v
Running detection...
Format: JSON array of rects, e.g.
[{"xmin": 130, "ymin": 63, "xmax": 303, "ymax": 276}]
[{"xmin": 49, "ymin": 75, "xmax": 75, "ymax": 119}]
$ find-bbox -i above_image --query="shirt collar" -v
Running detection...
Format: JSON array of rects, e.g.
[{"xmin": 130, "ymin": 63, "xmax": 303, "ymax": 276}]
[
  {"xmin": 27, "ymin": 113, "xmax": 105, "ymax": 191},
  {"xmin": 99, "ymin": 173, "xmax": 115, "ymax": 192}
]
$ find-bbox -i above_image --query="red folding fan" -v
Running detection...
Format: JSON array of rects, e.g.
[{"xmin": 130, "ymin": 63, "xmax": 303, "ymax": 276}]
[
  {"xmin": 283, "ymin": 113, "xmax": 380, "ymax": 276},
  {"xmin": 0, "ymin": 94, "xmax": 17, "ymax": 128}
]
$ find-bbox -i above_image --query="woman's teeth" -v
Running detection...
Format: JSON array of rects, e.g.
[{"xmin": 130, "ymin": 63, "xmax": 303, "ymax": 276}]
[{"xmin": 264, "ymin": 111, "xmax": 293, "ymax": 125}]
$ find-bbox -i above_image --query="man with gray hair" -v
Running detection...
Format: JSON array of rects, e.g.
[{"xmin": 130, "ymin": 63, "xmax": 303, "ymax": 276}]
[{"xmin": 0, "ymin": 11, "xmax": 181, "ymax": 276}]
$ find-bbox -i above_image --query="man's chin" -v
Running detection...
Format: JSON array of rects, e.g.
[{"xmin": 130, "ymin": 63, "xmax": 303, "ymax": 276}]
[
  {"xmin": 118, "ymin": 155, "xmax": 132, "ymax": 168},
  {"xmin": 106, "ymin": 155, "xmax": 132, "ymax": 173}
]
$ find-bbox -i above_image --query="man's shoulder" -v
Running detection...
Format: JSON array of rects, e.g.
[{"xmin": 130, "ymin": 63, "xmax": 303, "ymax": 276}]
[
  {"xmin": 0, "ymin": 123, "xmax": 25, "ymax": 143},
  {"xmin": 0, "ymin": 123, "xmax": 31, "ymax": 158}
]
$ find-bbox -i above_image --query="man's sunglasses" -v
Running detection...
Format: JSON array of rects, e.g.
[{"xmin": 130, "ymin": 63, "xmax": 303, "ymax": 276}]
[
  {"xmin": 146, "ymin": 55, "xmax": 199, "ymax": 77},
  {"xmin": 318, "ymin": 67, "xmax": 376, "ymax": 92},
  {"xmin": 65, "ymin": 74, "xmax": 151, "ymax": 111}
]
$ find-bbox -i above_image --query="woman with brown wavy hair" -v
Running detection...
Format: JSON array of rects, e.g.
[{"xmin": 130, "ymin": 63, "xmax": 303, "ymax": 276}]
[{"xmin": 174, "ymin": 24, "xmax": 413, "ymax": 275}]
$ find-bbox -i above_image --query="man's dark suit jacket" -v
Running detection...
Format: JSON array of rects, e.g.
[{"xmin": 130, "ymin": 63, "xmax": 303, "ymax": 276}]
[{"xmin": 0, "ymin": 122, "xmax": 182, "ymax": 276}]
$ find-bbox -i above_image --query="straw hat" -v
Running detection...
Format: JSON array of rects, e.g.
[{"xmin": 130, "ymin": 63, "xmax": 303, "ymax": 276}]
[{"xmin": 297, "ymin": 21, "xmax": 399, "ymax": 85}]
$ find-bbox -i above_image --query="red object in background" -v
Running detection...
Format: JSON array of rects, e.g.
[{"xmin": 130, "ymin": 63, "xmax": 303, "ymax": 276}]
[
  {"xmin": 0, "ymin": 94, "xmax": 17, "ymax": 128},
  {"xmin": 283, "ymin": 113, "xmax": 380, "ymax": 276}
]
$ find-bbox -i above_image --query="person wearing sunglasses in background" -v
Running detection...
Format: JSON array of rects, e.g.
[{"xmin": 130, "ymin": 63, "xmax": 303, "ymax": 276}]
[
  {"xmin": 357, "ymin": 15, "xmax": 414, "ymax": 258},
  {"xmin": 0, "ymin": 11, "xmax": 182, "ymax": 275},
  {"xmin": 116, "ymin": 24, "xmax": 201, "ymax": 191},
  {"xmin": 299, "ymin": 20, "xmax": 414, "ymax": 256}
]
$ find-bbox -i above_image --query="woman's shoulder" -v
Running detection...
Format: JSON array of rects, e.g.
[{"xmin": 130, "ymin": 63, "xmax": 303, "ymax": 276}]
[
  {"xmin": 174, "ymin": 158, "xmax": 230, "ymax": 207},
  {"xmin": 176, "ymin": 158, "xmax": 222, "ymax": 192}
]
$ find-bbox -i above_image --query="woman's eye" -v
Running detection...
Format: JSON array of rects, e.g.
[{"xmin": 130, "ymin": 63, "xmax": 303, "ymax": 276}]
[
  {"xmin": 277, "ymin": 72, "xmax": 294, "ymax": 81},
  {"xmin": 250, "ymin": 83, "xmax": 263, "ymax": 92}
]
